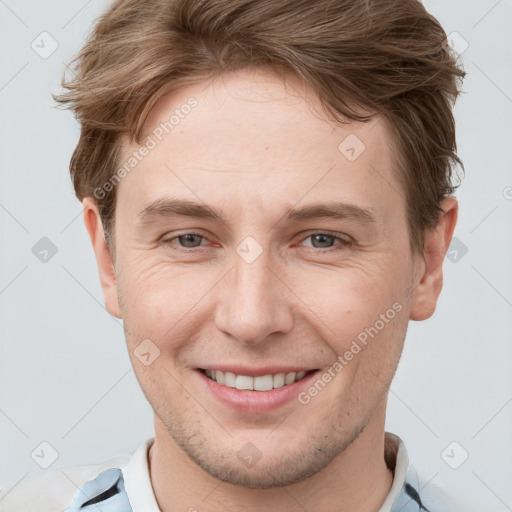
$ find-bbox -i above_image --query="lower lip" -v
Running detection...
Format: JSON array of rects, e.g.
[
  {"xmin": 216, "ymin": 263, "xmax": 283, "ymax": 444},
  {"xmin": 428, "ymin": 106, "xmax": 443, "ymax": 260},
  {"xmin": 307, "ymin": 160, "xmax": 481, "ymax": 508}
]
[{"xmin": 196, "ymin": 369, "xmax": 320, "ymax": 413}]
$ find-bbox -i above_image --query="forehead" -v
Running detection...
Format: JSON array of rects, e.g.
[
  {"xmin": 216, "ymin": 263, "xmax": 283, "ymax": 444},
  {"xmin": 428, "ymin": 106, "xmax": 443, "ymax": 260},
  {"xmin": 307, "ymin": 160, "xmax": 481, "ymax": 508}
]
[{"xmin": 116, "ymin": 67, "xmax": 404, "ymax": 226}]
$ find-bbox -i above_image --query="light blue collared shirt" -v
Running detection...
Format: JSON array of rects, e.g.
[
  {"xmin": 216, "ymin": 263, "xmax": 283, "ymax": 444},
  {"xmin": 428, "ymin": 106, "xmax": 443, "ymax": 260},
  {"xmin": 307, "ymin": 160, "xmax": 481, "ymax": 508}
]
[
  {"xmin": 0, "ymin": 434, "xmax": 463, "ymax": 511},
  {"xmin": 60, "ymin": 434, "xmax": 460, "ymax": 512}
]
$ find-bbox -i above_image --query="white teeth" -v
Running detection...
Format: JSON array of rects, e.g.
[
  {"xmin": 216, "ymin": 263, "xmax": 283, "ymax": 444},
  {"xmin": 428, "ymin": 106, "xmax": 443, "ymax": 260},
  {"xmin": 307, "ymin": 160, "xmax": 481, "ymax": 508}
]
[
  {"xmin": 284, "ymin": 372, "xmax": 296, "ymax": 385},
  {"xmin": 216, "ymin": 370, "xmax": 225, "ymax": 385},
  {"xmin": 235, "ymin": 375, "xmax": 253, "ymax": 390},
  {"xmin": 254, "ymin": 375, "xmax": 273, "ymax": 391},
  {"xmin": 224, "ymin": 371, "xmax": 236, "ymax": 387},
  {"xmin": 204, "ymin": 369, "xmax": 311, "ymax": 390},
  {"xmin": 273, "ymin": 372, "xmax": 285, "ymax": 389}
]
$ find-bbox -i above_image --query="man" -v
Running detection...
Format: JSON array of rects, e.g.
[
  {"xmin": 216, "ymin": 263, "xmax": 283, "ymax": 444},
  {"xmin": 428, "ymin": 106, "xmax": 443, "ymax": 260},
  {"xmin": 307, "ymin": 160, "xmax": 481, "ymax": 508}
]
[{"xmin": 0, "ymin": 0, "xmax": 467, "ymax": 510}]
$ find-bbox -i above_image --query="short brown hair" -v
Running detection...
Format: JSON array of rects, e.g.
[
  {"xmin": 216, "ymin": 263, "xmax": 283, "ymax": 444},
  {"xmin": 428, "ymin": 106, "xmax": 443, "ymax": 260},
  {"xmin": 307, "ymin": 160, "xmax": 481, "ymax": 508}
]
[{"xmin": 53, "ymin": 0, "xmax": 465, "ymax": 253}]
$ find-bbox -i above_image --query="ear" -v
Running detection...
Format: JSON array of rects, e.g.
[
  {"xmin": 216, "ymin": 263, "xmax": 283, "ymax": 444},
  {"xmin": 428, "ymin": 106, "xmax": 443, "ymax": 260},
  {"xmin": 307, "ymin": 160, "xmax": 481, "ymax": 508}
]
[
  {"xmin": 82, "ymin": 197, "xmax": 121, "ymax": 318},
  {"xmin": 409, "ymin": 196, "xmax": 458, "ymax": 321}
]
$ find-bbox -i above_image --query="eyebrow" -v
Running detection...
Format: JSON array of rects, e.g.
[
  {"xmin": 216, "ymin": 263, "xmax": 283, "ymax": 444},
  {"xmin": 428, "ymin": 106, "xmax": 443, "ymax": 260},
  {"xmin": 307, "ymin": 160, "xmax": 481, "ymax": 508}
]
[{"xmin": 137, "ymin": 198, "xmax": 376, "ymax": 227}]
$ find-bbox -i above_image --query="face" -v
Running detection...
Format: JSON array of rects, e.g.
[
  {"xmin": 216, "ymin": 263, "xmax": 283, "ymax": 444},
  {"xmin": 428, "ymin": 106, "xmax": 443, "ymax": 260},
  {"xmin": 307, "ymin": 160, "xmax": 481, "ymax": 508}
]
[{"xmin": 87, "ymin": 67, "xmax": 442, "ymax": 488}]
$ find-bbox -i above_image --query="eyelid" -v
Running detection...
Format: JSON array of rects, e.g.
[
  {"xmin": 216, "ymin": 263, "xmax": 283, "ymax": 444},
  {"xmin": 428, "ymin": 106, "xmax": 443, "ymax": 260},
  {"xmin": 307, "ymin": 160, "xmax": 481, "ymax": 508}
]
[
  {"xmin": 160, "ymin": 231, "xmax": 208, "ymax": 245},
  {"xmin": 297, "ymin": 230, "xmax": 353, "ymax": 248},
  {"xmin": 299, "ymin": 229, "xmax": 351, "ymax": 241}
]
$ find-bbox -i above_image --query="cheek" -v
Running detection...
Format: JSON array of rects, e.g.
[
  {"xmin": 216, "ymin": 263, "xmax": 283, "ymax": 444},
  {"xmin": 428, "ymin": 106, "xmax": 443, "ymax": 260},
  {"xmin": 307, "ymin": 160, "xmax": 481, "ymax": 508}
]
[
  {"xmin": 116, "ymin": 250, "xmax": 229, "ymax": 363},
  {"xmin": 289, "ymin": 255, "xmax": 410, "ymax": 331},
  {"xmin": 116, "ymin": 253, "xmax": 191, "ymax": 333},
  {"xmin": 288, "ymin": 259, "xmax": 413, "ymax": 395}
]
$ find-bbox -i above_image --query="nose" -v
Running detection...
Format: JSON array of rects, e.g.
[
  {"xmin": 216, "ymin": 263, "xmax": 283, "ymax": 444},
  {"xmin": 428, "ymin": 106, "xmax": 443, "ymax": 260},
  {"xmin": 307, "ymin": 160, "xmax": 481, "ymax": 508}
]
[{"xmin": 214, "ymin": 246, "xmax": 294, "ymax": 346}]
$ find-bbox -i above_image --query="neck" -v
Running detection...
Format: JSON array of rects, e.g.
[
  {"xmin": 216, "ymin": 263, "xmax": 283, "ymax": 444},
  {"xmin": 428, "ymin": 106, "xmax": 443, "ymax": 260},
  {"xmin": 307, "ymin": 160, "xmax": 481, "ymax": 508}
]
[{"xmin": 148, "ymin": 405, "xmax": 393, "ymax": 512}]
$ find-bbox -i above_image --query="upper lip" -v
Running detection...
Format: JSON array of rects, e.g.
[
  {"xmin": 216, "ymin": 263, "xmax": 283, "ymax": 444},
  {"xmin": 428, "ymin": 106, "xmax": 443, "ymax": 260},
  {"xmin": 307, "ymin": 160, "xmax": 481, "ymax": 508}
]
[{"xmin": 197, "ymin": 366, "xmax": 319, "ymax": 377}]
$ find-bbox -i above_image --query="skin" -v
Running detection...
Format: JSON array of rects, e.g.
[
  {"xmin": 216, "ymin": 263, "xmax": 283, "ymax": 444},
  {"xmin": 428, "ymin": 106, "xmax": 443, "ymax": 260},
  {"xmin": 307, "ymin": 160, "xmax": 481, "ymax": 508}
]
[{"xmin": 83, "ymin": 66, "xmax": 457, "ymax": 512}]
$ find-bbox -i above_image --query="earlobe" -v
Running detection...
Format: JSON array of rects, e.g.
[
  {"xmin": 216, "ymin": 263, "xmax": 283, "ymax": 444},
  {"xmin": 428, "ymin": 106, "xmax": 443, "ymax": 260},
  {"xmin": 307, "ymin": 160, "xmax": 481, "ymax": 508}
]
[
  {"xmin": 82, "ymin": 197, "xmax": 122, "ymax": 318},
  {"xmin": 409, "ymin": 196, "xmax": 458, "ymax": 321}
]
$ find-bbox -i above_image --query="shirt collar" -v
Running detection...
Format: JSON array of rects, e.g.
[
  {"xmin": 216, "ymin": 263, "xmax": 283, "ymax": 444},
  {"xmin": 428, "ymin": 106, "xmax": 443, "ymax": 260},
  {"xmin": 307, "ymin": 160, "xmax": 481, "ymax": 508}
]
[
  {"xmin": 72, "ymin": 432, "xmax": 420, "ymax": 511},
  {"xmin": 379, "ymin": 432, "xmax": 410, "ymax": 511},
  {"xmin": 120, "ymin": 437, "xmax": 161, "ymax": 511}
]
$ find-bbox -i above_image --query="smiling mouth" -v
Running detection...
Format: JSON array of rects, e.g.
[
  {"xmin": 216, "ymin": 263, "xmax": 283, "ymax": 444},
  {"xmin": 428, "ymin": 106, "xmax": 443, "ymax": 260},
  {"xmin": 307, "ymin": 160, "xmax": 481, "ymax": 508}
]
[{"xmin": 198, "ymin": 368, "xmax": 319, "ymax": 391}]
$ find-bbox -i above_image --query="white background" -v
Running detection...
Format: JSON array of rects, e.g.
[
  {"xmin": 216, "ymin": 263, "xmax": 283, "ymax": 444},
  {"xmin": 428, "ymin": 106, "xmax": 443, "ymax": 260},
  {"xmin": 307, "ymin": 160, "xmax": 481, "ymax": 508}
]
[{"xmin": 0, "ymin": 1, "xmax": 511, "ymax": 510}]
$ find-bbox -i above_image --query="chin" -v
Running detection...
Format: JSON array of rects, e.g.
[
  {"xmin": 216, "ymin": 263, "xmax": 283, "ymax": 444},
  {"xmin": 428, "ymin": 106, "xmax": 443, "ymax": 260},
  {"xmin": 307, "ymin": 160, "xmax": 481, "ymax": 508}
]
[{"xmin": 164, "ymin": 414, "xmax": 365, "ymax": 489}]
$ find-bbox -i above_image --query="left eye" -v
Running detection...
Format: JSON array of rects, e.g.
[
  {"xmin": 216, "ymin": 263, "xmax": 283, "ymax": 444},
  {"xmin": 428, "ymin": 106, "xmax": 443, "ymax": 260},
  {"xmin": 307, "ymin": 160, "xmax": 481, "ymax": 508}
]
[{"xmin": 300, "ymin": 232, "xmax": 349, "ymax": 250}]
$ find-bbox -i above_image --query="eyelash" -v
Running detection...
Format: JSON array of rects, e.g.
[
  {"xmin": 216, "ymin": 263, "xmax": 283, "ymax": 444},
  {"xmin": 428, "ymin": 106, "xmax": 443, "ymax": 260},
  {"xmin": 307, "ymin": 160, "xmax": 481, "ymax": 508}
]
[{"xmin": 161, "ymin": 231, "xmax": 352, "ymax": 253}]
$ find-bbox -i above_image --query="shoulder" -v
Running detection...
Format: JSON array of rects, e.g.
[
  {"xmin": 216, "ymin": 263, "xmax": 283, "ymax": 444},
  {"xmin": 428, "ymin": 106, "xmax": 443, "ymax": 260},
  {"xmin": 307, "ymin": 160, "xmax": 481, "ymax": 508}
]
[
  {"xmin": 400, "ymin": 467, "xmax": 478, "ymax": 512},
  {"xmin": 392, "ymin": 476, "xmax": 475, "ymax": 512},
  {"xmin": 385, "ymin": 433, "xmax": 474, "ymax": 512},
  {"xmin": 417, "ymin": 482, "xmax": 475, "ymax": 512},
  {"xmin": 0, "ymin": 454, "xmax": 129, "ymax": 512}
]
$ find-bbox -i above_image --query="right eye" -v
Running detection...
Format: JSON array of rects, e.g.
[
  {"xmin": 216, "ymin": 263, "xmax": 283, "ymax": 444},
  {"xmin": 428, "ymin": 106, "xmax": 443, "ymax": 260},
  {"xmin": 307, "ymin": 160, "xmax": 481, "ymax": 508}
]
[{"xmin": 161, "ymin": 232, "xmax": 209, "ymax": 250}]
